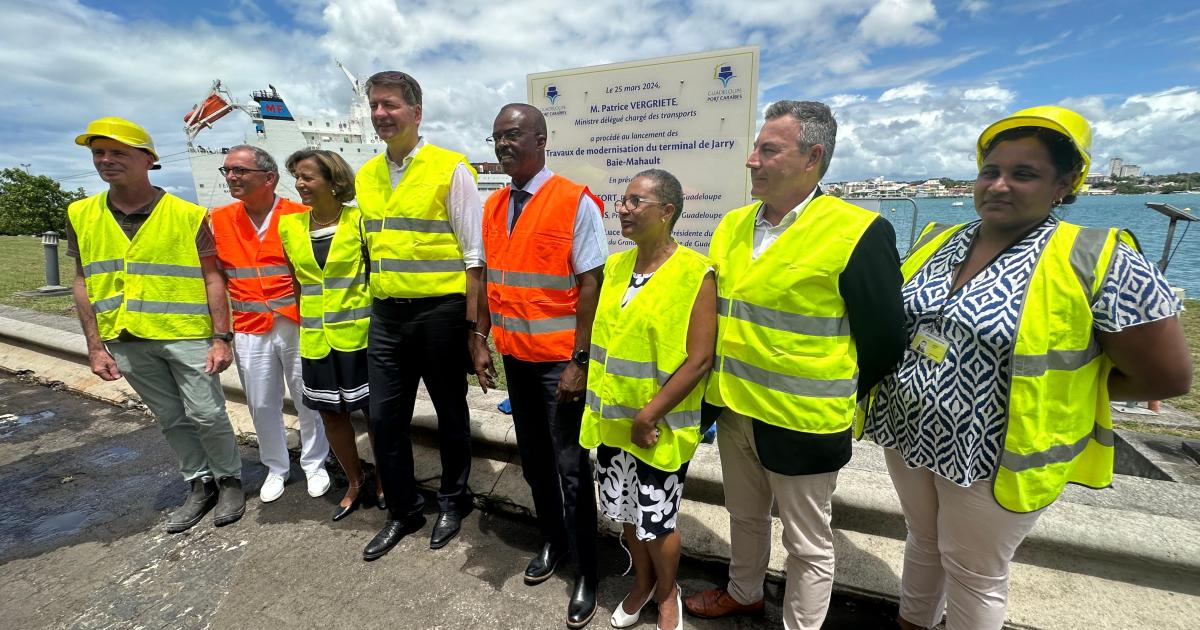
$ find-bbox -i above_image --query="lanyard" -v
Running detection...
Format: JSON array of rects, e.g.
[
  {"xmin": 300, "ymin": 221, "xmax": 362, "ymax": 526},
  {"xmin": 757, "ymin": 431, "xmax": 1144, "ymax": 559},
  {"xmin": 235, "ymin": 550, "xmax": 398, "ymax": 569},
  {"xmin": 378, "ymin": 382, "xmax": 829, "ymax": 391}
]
[{"xmin": 933, "ymin": 219, "xmax": 1047, "ymax": 327}]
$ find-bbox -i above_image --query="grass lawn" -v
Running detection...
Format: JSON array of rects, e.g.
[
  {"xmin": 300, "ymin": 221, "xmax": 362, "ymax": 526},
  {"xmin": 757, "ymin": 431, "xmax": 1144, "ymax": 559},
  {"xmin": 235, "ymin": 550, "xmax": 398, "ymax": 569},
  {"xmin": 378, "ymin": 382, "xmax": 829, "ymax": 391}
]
[{"xmin": 0, "ymin": 235, "xmax": 76, "ymax": 317}]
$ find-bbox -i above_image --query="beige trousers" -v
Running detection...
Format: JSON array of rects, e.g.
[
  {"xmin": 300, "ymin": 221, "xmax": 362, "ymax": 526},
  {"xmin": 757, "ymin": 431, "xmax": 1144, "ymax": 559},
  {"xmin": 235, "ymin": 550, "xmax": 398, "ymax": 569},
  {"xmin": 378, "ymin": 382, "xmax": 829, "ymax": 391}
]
[
  {"xmin": 885, "ymin": 448, "xmax": 1044, "ymax": 630},
  {"xmin": 718, "ymin": 411, "xmax": 838, "ymax": 630}
]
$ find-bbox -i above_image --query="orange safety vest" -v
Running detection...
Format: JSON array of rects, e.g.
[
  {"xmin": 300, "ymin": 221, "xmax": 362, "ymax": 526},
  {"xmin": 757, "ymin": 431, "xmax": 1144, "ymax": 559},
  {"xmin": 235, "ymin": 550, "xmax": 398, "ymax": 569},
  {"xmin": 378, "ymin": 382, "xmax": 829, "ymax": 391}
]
[
  {"xmin": 482, "ymin": 175, "xmax": 601, "ymax": 362},
  {"xmin": 211, "ymin": 197, "xmax": 304, "ymax": 333}
]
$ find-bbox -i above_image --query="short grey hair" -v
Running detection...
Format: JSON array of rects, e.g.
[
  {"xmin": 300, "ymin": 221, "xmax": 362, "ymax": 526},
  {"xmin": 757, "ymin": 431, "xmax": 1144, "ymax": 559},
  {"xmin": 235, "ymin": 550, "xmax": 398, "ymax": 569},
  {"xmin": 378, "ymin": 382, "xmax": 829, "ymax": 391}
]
[
  {"xmin": 764, "ymin": 100, "xmax": 837, "ymax": 177},
  {"xmin": 635, "ymin": 168, "xmax": 684, "ymax": 229},
  {"xmin": 229, "ymin": 144, "xmax": 278, "ymax": 177}
]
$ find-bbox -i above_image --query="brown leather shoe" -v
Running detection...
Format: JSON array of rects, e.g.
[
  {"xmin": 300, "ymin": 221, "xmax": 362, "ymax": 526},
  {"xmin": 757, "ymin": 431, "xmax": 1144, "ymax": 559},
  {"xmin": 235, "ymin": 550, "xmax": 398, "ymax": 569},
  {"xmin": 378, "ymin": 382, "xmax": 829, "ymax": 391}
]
[{"xmin": 683, "ymin": 586, "xmax": 765, "ymax": 619}]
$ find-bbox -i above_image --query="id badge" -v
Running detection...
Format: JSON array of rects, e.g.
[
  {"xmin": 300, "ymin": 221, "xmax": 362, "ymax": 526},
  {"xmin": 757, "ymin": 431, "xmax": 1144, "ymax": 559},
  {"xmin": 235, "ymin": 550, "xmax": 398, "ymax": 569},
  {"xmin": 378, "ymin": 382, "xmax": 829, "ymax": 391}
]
[{"xmin": 911, "ymin": 327, "xmax": 949, "ymax": 363}]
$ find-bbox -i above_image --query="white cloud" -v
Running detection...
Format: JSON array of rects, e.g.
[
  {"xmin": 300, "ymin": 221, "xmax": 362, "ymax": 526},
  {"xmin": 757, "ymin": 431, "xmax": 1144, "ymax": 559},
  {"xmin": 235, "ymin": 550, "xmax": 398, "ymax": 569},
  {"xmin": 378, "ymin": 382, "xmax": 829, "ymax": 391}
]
[
  {"xmin": 963, "ymin": 85, "xmax": 1015, "ymax": 103},
  {"xmin": 857, "ymin": 0, "xmax": 940, "ymax": 47},
  {"xmin": 1067, "ymin": 87, "xmax": 1200, "ymax": 174},
  {"xmin": 959, "ymin": 0, "xmax": 988, "ymax": 16},
  {"xmin": 827, "ymin": 94, "xmax": 869, "ymax": 107},
  {"xmin": 879, "ymin": 82, "xmax": 934, "ymax": 102},
  {"xmin": 1015, "ymin": 30, "xmax": 1074, "ymax": 56}
]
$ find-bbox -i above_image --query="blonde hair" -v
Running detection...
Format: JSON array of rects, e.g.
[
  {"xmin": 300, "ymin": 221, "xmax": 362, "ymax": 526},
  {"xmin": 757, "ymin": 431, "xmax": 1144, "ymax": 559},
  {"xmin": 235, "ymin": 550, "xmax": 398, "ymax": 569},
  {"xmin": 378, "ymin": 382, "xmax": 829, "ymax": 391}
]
[{"xmin": 285, "ymin": 149, "xmax": 356, "ymax": 203}]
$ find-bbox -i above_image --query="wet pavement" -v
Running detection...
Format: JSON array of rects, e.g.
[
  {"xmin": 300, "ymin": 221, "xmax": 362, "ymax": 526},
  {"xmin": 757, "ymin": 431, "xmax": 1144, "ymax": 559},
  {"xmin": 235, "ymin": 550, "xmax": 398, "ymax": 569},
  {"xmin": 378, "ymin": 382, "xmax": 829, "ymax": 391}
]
[{"xmin": 0, "ymin": 371, "xmax": 898, "ymax": 629}]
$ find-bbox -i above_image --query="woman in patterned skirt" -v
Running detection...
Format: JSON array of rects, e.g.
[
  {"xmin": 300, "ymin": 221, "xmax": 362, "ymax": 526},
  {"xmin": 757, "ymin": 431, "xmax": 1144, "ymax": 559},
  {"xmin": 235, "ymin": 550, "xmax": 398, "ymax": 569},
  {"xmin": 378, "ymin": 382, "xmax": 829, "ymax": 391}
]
[
  {"xmin": 862, "ymin": 106, "xmax": 1192, "ymax": 630},
  {"xmin": 580, "ymin": 169, "xmax": 717, "ymax": 630},
  {"xmin": 281, "ymin": 149, "xmax": 384, "ymax": 521}
]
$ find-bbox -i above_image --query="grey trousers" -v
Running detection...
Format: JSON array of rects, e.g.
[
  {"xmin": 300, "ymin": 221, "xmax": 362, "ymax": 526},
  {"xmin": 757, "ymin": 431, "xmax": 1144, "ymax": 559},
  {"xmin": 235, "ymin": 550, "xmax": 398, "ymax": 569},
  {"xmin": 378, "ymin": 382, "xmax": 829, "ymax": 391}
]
[{"xmin": 108, "ymin": 339, "xmax": 242, "ymax": 481}]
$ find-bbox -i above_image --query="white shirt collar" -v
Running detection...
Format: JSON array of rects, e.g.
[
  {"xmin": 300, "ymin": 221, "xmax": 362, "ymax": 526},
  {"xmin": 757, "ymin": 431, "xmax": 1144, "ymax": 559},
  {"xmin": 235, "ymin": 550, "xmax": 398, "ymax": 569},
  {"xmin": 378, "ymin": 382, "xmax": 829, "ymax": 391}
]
[
  {"xmin": 385, "ymin": 136, "xmax": 426, "ymax": 170},
  {"xmin": 513, "ymin": 166, "xmax": 553, "ymax": 196},
  {"xmin": 754, "ymin": 186, "xmax": 819, "ymax": 230}
]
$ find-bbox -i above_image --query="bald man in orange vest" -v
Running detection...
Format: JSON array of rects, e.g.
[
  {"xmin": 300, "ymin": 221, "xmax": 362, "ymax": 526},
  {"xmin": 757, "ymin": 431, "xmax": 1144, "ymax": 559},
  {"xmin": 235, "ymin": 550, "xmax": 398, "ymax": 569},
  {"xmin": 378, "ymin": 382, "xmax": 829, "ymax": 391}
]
[{"xmin": 476, "ymin": 103, "xmax": 608, "ymax": 628}]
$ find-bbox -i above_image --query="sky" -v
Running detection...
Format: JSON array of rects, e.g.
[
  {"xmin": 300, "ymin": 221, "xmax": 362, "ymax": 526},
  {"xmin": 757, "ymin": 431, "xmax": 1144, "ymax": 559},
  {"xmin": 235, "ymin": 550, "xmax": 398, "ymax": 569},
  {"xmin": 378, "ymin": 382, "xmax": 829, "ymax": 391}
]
[{"xmin": 2, "ymin": 0, "xmax": 1198, "ymax": 201}]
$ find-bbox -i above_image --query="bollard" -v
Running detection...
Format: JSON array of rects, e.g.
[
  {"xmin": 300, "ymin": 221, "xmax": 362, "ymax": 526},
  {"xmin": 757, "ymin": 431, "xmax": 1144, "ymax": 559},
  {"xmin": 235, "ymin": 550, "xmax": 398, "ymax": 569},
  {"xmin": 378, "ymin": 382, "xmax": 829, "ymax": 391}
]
[
  {"xmin": 36, "ymin": 230, "xmax": 69, "ymax": 295},
  {"xmin": 42, "ymin": 231, "xmax": 61, "ymax": 288}
]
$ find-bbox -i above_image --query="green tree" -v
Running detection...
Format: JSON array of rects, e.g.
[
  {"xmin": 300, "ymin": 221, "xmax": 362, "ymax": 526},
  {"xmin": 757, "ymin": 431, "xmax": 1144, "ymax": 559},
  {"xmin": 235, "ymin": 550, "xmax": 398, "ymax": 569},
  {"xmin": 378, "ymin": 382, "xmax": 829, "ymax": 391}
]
[{"xmin": 0, "ymin": 168, "xmax": 86, "ymax": 236}]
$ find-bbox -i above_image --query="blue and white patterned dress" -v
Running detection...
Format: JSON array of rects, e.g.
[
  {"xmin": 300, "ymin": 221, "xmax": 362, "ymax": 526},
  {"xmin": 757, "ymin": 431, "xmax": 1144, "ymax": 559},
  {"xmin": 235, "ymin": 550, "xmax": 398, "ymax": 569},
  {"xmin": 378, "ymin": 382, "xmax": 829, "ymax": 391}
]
[{"xmin": 865, "ymin": 217, "xmax": 1182, "ymax": 486}]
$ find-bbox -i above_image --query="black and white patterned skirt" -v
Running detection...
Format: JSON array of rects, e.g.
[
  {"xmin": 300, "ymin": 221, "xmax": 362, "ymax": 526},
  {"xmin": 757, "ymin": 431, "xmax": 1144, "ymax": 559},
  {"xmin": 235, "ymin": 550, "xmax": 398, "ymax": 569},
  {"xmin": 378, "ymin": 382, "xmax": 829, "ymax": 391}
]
[
  {"xmin": 595, "ymin": 444, "xmax": 689, "ymax": 541},
  {"xmin": 300, "ymin": 348, "xmax": 370, "ymax": 412}
]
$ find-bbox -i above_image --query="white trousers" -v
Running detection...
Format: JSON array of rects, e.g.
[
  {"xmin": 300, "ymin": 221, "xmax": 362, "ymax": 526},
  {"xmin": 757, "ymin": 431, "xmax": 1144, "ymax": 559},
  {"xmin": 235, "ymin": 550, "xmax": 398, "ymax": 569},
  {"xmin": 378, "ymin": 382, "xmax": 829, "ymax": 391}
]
[
  {"xmin": 718, "ymin": 411, "xmax": 838, "ymax": 630},
  {"xmin": 233, "ymin": 318, "xmax": 328, "ymax": 476},
  {"xmin": 885, "ymin": 448, "xmax": 1043, "ymax": 630}
]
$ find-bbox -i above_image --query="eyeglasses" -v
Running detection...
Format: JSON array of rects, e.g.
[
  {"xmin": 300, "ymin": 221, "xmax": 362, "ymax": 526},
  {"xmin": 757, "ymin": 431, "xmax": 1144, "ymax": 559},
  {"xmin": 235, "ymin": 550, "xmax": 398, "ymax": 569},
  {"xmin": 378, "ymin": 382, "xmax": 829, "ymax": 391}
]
[
  {"xmin": 485, "ymin": 128, "xmax": 524, "ymax": 144},
  {"xmin": 615, "ymin": 195, "xmax": 666, "ymax": 210},
  {"xmin": 218, "ymin": 166, "xmax": 270, "ymax": 177}
]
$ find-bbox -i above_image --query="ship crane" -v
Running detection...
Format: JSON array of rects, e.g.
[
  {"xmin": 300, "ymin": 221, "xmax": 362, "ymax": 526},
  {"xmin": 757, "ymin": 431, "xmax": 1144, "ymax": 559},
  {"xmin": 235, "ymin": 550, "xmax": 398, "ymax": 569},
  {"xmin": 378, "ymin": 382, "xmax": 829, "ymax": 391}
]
[{"xmin": 337, "ymin": 60, "xmax": 363, "ymax": 97}]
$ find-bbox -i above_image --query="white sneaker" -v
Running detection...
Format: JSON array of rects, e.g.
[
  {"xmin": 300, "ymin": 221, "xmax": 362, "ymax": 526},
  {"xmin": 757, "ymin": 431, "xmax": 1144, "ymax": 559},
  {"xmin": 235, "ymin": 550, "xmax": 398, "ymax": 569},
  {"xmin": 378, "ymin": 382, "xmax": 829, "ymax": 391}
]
[
  {"xmin": 260, "ymin": 472, "xmax": 288, "ymax": 503},
  {"xmin": 306, "ymin": 468, "xmax": 331, "ymax": 497}
]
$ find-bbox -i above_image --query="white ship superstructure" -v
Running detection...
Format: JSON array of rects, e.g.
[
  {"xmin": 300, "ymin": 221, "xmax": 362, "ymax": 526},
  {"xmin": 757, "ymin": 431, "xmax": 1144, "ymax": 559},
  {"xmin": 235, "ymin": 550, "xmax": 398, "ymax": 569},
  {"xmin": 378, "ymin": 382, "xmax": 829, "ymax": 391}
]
[{"xmin": 184, "ymin": 62, "xmax": 386, "ymax": 208}]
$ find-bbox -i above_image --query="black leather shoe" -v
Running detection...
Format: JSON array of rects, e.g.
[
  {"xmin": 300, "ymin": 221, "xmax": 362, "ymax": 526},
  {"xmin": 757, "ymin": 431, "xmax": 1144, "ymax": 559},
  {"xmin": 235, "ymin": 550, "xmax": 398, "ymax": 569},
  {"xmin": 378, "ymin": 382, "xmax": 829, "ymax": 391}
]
[
  {"xmin": 166, "ymin": 477, "xmax": 217, "ymax": 533},
  {"xmin": 567, "ymin": 574, "xmax": 598, "ymax": 628},
  {"xmin": 362, "ymin": 514, "xmax": 426, "ymax": 561},
  {"xmin": 524, "ymin": 543, "xmax": 567, "ymax": 584},
  {"xmin": 429, "ymin": 511, "xmax": 462, "ymax": 549},
  {"xmin": 332, "ymin": 474, "xmax": 369, "ymax": 522}
]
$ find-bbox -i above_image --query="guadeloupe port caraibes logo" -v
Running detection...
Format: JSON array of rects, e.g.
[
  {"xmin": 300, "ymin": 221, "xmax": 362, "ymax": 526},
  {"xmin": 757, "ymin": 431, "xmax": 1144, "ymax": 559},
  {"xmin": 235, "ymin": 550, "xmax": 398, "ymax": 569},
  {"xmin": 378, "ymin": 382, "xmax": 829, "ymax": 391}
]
[
  {"xmin": 707, "ymin": 62, "xmax": 744, "ymax": 102},
  {"xmin": 542, "ymin": 84, "xmax": 566, "ymax": 116}
]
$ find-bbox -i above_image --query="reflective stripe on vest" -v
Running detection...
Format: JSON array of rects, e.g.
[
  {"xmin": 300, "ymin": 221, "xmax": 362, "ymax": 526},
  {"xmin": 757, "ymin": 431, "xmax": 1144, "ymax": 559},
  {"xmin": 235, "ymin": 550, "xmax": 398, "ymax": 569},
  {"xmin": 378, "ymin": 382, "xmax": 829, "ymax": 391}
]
[
  {"xmin": 362, "ymin": 217, "xmax": 454, "ymax": 234},
  {"xmin": 223, "ymin": 264, "xmax": 292, "ymax": 279},
  {"xmin": 490, "ymin": 313, "xmax": 576, "ymax": 335},
  {"xmin": 211, "ymin": 199, "xmax": 304, "ymax": 334},
  {"xmin": 82, "ymin": 258, "xmax": 123, "ymax": 277},
  {"xmin": 706, "ymin": 196, "xmax": 876, "ymax": 433},
  {"xmin": 579, "ymin": 245, "xmax": 711, "ymax": 472},
  {"xmin": 356, "ymin": 145, "xmax": 472, "ymax": 298},
  {"xmin": 369, "ymin": 259, "xmax": 465, "ymax": 273},
  {"xmin": 482, "ymin": 175, "xmax": 597, "ymax": 362},
  {"xmin": 716, "ymin": 296, "xmax": 850, "ymax": 337},
  {"xmin": 277, "ymin": 206, "xmax": 372, "ymax": 359},
  {"xmin": 68, "ymin": 192, "xmax": 212, "ymax": 340},
  {"xmin": 900, "ymin": 220, "xmax": 1131, "ymax": 512}
]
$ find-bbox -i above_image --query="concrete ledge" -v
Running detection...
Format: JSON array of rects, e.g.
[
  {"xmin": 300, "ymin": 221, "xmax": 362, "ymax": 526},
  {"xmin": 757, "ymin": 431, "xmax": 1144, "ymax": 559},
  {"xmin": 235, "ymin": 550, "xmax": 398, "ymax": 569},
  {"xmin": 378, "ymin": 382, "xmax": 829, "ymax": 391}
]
[{"xmin": 3, "ymin": 314, "xmax": 1199, "ymax": 628}]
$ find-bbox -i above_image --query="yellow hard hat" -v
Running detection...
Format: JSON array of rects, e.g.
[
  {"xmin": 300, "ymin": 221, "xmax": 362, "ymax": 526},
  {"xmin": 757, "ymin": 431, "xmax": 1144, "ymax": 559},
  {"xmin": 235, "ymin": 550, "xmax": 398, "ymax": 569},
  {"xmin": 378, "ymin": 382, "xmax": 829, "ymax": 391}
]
[
  {"xmin": 976, "ymin": 105, "xmax": 1092, "ymax": 194},
  {"xmin": 75, "ymin": 117, "xmax": 160, "ymax": 161}
]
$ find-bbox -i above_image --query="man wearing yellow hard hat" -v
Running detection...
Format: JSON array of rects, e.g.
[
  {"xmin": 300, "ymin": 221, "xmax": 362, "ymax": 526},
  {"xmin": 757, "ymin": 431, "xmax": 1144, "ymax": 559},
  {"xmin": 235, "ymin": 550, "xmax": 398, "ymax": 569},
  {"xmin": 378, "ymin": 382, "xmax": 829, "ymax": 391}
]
[{"xmin": 66, "ymin": 116, "xmax": 246, "ymax": 533}]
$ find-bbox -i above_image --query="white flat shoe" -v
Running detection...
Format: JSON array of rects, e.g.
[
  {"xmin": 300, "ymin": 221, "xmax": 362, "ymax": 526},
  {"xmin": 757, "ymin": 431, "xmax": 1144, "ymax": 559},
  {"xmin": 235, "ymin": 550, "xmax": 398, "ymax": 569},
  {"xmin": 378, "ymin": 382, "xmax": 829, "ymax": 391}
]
[
  {"xmin": 259, "ymin": 472, "xmax": 287, "ymax": 503},
  {"xmin": 610, "ymin": 585, "xmax": 655, "ymax": 628},
  {"xmin": 656, "ymin": 584, "xmax": 682, "ymax": 630},
  {"xmin": 306, "ymin": 468, "xmax": 331, "ymax": 497}
]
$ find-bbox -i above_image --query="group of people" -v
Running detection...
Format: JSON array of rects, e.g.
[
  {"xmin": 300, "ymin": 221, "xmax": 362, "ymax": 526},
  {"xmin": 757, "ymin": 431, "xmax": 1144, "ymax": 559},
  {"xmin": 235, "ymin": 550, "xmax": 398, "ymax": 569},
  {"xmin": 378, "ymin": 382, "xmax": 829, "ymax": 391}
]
[{"xmin": 67, "ymin": 67, "xmax": 1191, "ymax": 630}]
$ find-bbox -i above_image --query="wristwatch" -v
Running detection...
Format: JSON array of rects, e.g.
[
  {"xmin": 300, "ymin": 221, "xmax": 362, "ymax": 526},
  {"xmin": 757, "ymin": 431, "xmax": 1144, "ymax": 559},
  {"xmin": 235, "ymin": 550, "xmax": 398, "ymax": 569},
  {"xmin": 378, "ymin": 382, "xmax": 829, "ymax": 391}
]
[
  {"xmin": 212, "ymin": 331, "xmax": 234, "ymax": 342},
  {"xmin": 465, "ymin": 319, "xmax": 478, "ymax": 331},
  {"xmin": 571, "ymin": 348, "xmax": 589, "ymax": 367}
]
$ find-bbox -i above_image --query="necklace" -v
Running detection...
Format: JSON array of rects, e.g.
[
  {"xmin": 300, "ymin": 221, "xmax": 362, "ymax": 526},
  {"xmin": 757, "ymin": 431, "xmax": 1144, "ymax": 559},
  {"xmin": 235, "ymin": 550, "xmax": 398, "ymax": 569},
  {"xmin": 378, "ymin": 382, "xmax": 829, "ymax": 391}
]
[{"xmin": 310, "ymin": 206, "xmax": 343, "ymax": 228}]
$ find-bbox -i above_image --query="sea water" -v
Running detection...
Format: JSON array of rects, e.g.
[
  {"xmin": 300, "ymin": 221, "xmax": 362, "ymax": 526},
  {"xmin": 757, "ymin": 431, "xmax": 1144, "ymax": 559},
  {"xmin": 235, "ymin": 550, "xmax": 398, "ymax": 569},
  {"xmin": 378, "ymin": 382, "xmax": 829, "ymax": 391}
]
[{"xmin": 866, "ymin": 193, "xmax": 1200, "ymax": 296}]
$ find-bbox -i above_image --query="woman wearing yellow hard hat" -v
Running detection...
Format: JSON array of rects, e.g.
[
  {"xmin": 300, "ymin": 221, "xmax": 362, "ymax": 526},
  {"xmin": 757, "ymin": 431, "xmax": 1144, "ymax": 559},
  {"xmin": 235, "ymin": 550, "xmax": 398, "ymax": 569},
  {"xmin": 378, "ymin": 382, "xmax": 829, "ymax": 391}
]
[{"xmin": 861, "ymin": 105, "xmax": 1192, "ymax": 629}]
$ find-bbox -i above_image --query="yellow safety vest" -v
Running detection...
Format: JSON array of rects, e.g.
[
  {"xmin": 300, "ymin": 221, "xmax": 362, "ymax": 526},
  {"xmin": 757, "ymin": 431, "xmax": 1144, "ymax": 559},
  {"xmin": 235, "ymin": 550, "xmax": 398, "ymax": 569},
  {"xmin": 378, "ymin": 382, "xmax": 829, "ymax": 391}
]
[
  {"xmin": 356, "ymin": 144, "xmax": 476, "ymax": 298},
  {"xmin": 278, "ymin": 206, "xmax": 372, "ymax": 360},
  {"xmin": 706, "ymin": 196, "xmax": 876, "ymax": 433},
  {"xmin": 580, "ymin": 245, "xmax": 711, "ymax": 472},
  {"xmin": 69, "ymin": 192, "xmax": 212, "ymax": 341},
  {"xmin": 902, "ymin": 220, "xmax": 1133, "ymax": 512}
]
